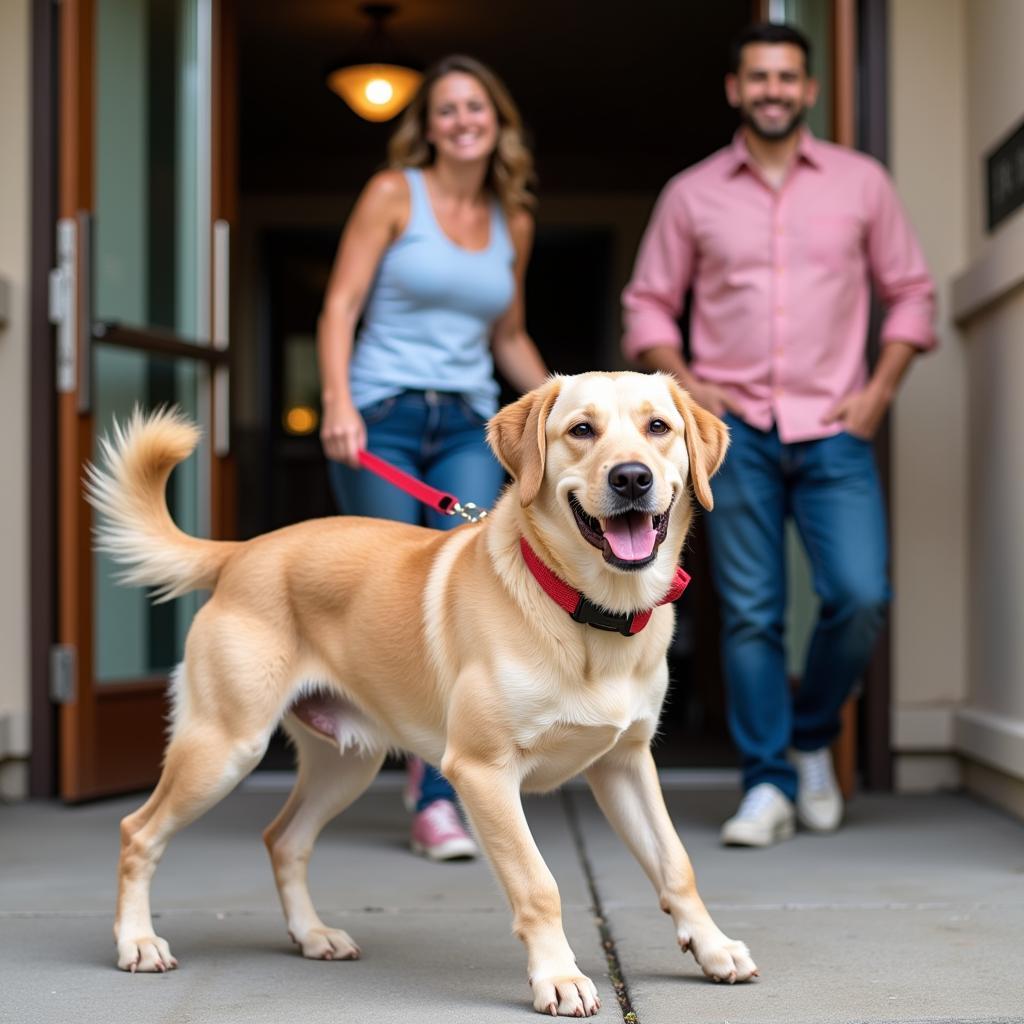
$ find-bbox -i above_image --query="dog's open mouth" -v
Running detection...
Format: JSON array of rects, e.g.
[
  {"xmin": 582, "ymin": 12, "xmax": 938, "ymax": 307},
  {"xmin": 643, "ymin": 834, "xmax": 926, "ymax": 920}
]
[{"xmin": 569, "ymin": 492, "xmax": 673, "ymax": 570}]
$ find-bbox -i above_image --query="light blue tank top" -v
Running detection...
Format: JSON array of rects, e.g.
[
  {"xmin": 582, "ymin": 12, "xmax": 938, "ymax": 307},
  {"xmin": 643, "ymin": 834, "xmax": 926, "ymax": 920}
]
[{"xmin": 348, "ymin": 168, "xmax": 516, "ymax": 419}]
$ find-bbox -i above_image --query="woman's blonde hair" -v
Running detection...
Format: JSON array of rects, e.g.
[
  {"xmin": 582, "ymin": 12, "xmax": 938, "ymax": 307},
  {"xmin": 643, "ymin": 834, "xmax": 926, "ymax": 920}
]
[{"xmin": 388, "ymin": 55, "xmax": 536, "ymax": 212}]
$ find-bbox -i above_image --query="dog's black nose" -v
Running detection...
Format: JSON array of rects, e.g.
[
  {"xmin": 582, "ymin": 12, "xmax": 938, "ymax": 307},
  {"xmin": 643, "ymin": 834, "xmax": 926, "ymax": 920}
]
[{"xmin": 608, "ymin": 462, "xmax": 653, "ymax": 501}]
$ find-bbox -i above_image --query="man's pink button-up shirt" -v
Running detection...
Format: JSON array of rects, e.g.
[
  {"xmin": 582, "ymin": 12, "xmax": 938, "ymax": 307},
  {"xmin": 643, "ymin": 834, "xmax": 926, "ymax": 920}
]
[{"xmin": 622, "ymin": 131, "xmax": 936, "ymax": 443}]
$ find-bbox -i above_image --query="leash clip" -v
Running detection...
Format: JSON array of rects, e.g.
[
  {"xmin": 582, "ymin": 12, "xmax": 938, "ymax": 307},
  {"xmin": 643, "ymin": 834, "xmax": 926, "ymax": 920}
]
[{"xmin": 448, "ymin": 501, "xmax": 488, "ymax": 524}]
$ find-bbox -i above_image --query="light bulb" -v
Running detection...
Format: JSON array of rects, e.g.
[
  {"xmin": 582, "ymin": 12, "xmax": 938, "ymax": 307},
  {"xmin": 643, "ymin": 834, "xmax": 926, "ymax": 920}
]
[{"xmin": 365, "ymin": 78, "xmax": 394, "ymax": 105}]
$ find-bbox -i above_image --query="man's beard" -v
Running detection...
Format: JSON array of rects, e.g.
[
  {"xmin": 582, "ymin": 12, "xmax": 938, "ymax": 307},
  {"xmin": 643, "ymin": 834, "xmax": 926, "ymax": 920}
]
[{"xmin": 740, "ymin": 102, "xmax": 807, "ymax": 142}]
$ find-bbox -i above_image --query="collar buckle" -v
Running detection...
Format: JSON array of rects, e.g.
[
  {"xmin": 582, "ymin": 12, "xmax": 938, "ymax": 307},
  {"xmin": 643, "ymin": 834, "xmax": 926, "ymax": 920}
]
[{"xmin": 570, "ymin": 596, "xmax": 636, "ymax": 637}]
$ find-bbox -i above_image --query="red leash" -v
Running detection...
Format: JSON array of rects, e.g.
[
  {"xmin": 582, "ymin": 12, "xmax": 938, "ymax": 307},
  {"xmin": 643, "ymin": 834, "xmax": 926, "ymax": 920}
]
[{"xmin": 357, "ymin": 450, "xmax": 488, "ymax": 523}]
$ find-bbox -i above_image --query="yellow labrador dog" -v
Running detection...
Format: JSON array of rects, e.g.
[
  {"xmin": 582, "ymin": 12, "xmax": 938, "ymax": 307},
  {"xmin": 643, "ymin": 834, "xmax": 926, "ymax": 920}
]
[{"xmin": 87, "ymin": 371, "xmax": 757, "ymax": 1016}]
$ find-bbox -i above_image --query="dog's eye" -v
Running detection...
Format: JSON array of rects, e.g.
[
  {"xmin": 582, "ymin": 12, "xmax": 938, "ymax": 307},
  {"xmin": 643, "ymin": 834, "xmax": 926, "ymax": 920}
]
[
  {"xmin": 569, "ymin": 423, "xmax": 594, "ymax": 439},
  {"xmin": 648, "ymin": 419, "xmax": 670, "ymax": 435}
]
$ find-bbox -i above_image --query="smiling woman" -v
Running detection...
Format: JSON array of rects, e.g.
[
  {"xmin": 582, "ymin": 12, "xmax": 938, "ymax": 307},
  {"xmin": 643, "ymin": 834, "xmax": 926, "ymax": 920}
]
[{"xmin": 315, "ymin": 54, "xmax": 550, "ymax": 862}]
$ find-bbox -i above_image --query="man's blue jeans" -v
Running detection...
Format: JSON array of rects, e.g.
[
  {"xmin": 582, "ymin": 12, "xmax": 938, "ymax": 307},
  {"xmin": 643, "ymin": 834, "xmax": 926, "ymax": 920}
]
[
  {"xmin": 704, "ymin": 415, "xmax": 890, "ymax": 802},
  {"xmin": 328, "ymin": 389, "xmax": 506, "ymax": 810}
]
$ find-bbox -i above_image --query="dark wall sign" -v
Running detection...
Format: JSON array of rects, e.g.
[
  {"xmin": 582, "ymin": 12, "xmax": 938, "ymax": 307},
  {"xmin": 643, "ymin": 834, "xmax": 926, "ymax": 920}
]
[{"xmin": 986, "ymin": 117, "xmax": 1024, "ymax": 232}]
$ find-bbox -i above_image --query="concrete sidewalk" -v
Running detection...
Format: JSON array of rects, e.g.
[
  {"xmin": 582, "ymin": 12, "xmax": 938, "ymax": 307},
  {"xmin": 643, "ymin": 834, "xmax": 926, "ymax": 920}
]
[{"xmin": 2, "ymin": 777, "xmax": 1022, "ymax": 1024}]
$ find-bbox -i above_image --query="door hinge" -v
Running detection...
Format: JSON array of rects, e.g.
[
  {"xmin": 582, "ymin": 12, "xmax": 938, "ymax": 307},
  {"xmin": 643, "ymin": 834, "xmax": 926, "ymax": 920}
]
[{"xmin": 50, "ymin": 644, "xmax": 77, "ymax": 704}]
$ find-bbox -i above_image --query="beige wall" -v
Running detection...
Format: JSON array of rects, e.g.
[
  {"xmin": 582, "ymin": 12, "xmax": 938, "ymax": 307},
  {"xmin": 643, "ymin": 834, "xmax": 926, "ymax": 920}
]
[
  {"xmin": 0, "ymin": 0, "xmax": 31, "ymax": 798},
  {"xmin": 892, "ymin": 0, "xmax": 1024, "ymax": 812},
  {"xmin": 954, "ymin": 0, "xmax": 1024, "ymax": 810},
  {"xmin": 888, "ymin": 0, "xmax": 969, "ymax": 789}
]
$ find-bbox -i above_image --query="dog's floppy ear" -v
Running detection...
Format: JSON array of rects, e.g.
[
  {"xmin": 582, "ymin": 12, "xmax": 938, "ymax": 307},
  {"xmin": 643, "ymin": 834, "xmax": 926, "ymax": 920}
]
[
  {"xmin": 667, "ymin": 377, "xmax": 730, "ymax": 511},
  {"xmin": 487, "ymin": 377, "xmax": 562, "ymax": 507}
]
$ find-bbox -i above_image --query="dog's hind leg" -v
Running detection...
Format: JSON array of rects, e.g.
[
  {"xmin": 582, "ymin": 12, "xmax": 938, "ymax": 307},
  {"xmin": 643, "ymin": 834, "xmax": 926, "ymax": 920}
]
[
  {"xmin": 114, "ymin": 657, "xmax": 279, "ymax": 972},
  {"xmin": 263, "ymin": 719, "xmax": 384, "ymax": 961}
]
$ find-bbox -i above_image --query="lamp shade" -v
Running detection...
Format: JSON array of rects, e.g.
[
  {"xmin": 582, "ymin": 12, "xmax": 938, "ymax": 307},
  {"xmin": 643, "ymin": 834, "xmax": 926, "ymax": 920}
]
[{"xmin": 327, "ymin": 63, "xmax": 422, "ymax": 122}]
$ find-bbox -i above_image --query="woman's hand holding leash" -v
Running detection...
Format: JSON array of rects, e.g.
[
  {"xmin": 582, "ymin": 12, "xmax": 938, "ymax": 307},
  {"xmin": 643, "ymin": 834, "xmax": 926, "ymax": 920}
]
[{"xmin": 320, "ymin": 399, "xmax": 366, "ymax": 469}]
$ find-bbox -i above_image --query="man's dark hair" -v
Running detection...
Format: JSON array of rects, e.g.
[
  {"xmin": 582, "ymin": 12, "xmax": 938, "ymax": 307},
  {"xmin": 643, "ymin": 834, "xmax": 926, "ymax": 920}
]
[{"xmin": 729, "ymin": 22, "xmax": 812, "ymax": 75}]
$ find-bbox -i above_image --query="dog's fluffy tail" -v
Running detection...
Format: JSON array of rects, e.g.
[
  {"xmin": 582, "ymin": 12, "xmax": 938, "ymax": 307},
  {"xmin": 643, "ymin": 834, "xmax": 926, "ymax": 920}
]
[{"xmin": 85, "ymin": 407, "xmax": 239, "ymax": 602}]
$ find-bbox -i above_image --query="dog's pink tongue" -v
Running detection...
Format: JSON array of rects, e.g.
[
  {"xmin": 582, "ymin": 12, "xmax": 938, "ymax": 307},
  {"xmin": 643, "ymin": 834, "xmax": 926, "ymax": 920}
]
[{"xmin": 602, "ymin": 512, "xmax": 657, "ymax": 561}]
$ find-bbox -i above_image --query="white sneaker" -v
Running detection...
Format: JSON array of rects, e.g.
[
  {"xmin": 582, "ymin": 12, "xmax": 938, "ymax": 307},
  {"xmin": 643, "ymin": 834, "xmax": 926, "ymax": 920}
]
[
  {"xmin": 720, "ymin": 783, "xmax": 795, "ymax": 847},
  {"xmin": 791, "ymin": 747, "xmax": 843, "ymax": 832}
]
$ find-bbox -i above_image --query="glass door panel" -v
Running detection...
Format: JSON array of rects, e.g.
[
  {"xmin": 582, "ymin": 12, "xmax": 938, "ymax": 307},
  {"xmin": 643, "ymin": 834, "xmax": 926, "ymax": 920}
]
[
  {"xmin": 93, "ymin": 348, "xmax": 205, "ymax": 683},
  {"xmin": 94, "ymin": 0, "xmax": 207, "ymax": 341},
  {"xmin": 91, "ymin": 0, "xmax": 211, "ymax": 687},
  {"xmin": 772, "ymin": 0, "xmax": 833, "ymax": 139}
]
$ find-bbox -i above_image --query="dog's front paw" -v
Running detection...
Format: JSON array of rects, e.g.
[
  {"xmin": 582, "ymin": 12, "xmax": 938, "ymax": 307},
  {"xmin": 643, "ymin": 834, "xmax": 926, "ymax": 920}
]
[
  {"xmin": 291, "ymin": 926, "xmax": 361, "ymax": 961},
  {"xmin": 117, "ymin": 934, "xmax": 178, "ymax": 973},
  {"xmin": 531, "ymin": 973, "xmax": 601, "ymax": 1016},
  {"xmin": 683, "ymin": 929, "xmax": 758, "ymax": 983}
]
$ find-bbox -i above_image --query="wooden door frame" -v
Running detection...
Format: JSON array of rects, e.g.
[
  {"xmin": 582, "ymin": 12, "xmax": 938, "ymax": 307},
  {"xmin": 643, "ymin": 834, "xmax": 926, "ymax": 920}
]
[
  {"xmin": 833, "ymin": 0, "xmax": 896, "ymax": 795},
  {"xmin": 55, "ymin": 0, "xmax": 98, "ymax": 802},
  {"xmin": 211, "ymin": 0, "xmax": 238, "ymax": 543},
  {"xmin": 829, "ymin": 0, "xmax": 862, "ymax": 800},
  {"xmin": 50, "ymin": 0, "xmax": 236, "ymax": 801}
]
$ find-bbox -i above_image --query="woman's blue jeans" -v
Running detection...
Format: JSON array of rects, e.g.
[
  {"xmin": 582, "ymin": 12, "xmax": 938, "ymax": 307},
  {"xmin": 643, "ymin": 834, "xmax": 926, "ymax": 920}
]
[
  {"xmin": 328, "ymin": 389, "xmax": 505, "ymax": 811},
  {"xmin": 704, "ymin": 415, "xmax": 890, "ymax": 801}
]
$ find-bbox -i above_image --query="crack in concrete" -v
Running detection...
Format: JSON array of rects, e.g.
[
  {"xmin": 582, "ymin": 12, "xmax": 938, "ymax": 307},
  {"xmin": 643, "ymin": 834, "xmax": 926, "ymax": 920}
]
[{"xmin": 562, "ymin": 790, "xmax": 637, "ymax": 1024}]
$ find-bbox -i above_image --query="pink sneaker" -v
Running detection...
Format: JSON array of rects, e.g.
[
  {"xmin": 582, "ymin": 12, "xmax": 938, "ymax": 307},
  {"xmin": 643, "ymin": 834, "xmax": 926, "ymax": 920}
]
[
  {"xmin": 403, "ymin": 756, "xmax": 425, "ymax": 813},
  {"xmin": 410, "ymin": 799, "xmax": 478, "ymax": 861}
]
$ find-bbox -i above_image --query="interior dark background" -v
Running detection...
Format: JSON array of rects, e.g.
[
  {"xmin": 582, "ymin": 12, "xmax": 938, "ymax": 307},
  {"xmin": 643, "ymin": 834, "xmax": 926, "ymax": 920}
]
[{"xmin": 237, "ymin": 0, "xmax": 756, "ymax": 771}]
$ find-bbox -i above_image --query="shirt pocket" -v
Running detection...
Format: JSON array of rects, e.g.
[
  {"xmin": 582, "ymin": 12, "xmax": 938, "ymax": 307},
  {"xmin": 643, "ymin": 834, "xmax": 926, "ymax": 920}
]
[{"xmin": 804, "ymin": 213, "xmax": 864, "ymax": 273}]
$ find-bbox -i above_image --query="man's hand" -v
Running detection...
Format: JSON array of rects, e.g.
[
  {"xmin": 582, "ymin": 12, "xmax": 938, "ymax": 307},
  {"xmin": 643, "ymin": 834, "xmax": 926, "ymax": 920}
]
[
  {"xmin": 684, "ymin": 378, "xmax": 741, "ymax": 418},
  {"xmin": 824, "ymin": 341, "xmax": 917, "ymax": 439},
  {"xmin": 822, "ymin": 385, "xmax": 892, "ymax": 440}
]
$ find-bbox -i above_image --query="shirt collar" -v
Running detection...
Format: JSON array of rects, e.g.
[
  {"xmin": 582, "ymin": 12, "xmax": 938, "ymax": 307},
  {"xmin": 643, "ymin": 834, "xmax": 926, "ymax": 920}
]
[{"xmin": 725, "ymin": 127, "xmax": 823, "ymax": 176}]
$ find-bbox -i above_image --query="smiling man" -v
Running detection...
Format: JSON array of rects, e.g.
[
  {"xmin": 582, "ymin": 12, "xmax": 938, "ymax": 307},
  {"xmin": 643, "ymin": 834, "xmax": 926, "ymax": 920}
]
[{"xmin": 622, "ymin": 23, "xmax": 936, "ymax": 847}]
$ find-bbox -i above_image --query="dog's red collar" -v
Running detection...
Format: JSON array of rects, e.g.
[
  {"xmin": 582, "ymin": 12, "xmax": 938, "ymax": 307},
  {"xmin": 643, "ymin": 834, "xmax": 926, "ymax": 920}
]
[{"xmin": 519, "ymin": 537, "xmax": 690, "ymax": 637}]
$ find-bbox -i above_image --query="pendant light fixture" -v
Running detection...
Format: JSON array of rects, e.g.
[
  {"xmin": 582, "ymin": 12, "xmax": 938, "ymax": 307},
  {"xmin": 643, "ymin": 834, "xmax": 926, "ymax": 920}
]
[{"xmin": 327, "ymin": 4, "xmax": 422, "ymax": 123}]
